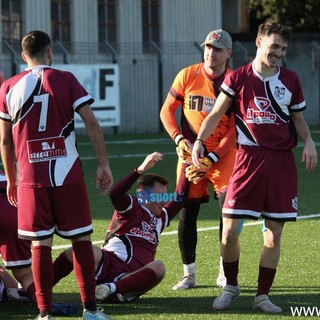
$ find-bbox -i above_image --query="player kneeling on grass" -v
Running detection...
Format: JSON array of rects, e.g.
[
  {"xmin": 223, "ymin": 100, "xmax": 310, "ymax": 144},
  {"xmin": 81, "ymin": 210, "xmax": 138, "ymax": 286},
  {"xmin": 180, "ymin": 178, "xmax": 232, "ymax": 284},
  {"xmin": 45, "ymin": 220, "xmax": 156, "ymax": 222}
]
[{"xmin": 53, "ymin": 152, "xmax": 190, "ymax": 303}]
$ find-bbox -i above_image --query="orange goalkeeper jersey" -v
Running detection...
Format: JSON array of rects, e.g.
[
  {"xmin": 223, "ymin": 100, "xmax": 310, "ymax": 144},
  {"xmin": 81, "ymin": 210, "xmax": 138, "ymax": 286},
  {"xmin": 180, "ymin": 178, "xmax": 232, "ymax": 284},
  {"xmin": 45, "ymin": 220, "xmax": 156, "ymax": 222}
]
[{"xmin": 160, "ymin": 63, "xmax": 236, "ymax": 160}]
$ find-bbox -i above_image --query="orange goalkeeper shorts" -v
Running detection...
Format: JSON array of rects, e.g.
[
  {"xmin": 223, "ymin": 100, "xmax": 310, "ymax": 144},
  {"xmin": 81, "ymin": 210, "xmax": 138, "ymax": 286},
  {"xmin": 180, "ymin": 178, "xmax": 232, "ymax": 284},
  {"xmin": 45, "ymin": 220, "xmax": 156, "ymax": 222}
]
[{"xmin": 176, "ymin": 146, "xmax": 236, "ymax": 203}]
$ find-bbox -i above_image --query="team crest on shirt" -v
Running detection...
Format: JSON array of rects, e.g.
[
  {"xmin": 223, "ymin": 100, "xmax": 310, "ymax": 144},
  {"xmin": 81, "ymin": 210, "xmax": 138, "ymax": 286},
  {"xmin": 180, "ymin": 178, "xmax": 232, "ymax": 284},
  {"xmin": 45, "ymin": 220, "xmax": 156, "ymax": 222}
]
[{"xmin": 274, "ymin": 86, "xmax": 285, "ymax": 100}]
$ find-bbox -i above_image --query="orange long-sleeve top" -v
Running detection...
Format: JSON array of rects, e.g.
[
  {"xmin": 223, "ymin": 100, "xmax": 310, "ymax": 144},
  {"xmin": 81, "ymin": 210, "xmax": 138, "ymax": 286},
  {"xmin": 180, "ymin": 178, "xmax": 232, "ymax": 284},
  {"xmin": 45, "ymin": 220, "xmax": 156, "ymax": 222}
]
[{"xmin": 160, "ymin": 63, "xmax": 237, "ymax": 161}]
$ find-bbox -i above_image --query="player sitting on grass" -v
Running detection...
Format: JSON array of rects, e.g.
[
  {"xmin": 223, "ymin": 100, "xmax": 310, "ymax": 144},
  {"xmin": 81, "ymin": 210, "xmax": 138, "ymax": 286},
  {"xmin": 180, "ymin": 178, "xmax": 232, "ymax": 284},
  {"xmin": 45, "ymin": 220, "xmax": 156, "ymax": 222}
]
[{"xmin": 52, "ymin": 152, "xmax": 190, "ymax": 303}]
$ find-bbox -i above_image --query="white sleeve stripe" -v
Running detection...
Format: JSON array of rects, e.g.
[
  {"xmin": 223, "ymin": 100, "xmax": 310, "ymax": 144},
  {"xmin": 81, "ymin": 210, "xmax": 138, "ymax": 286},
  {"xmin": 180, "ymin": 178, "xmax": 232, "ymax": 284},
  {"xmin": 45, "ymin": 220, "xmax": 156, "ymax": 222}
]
[
  {"xmin": 290, "ymin": 102, "xmax": 306, "ymax": 110},
  {"xmin": 117, "ymin": 195, "xmax": 133, "ymax": 213},
  {"xmin": 162, "ymin": 208, "xmax": 169, "ymax": 228},
  {"xmin": 0, "ymin": 111, "xmax": 11, "ymax": 120},
  {"xmin": 73, "ymin": 95, "xmax": 93, "ymax": 111},
  {"xmin": 221, "ymin": 83, "xmax": 235, "ymax": 96}
]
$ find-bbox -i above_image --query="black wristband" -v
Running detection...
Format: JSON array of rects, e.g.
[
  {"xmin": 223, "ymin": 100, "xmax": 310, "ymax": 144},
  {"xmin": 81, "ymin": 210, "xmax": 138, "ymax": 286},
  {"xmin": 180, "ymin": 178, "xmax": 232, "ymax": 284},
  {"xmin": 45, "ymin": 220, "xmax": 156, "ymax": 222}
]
[{"xmin": 195, "ymin": 138, "xmax": 203, "ymax": 144}]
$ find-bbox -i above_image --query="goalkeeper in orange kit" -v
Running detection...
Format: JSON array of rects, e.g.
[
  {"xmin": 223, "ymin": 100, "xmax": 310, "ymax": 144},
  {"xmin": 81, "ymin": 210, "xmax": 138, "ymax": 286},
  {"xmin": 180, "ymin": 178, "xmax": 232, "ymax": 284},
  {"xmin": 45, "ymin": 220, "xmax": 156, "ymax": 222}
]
[{"xmin": 160, "ymin": 29, "xmax": 243, "ymax": 290}]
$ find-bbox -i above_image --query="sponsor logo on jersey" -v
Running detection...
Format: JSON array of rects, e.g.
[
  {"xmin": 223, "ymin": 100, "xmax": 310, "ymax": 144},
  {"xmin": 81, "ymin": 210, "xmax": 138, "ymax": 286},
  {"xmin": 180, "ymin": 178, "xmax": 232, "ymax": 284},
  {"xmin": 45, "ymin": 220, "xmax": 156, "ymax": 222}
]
[
  {"xmin": 130, "ymin": 220, "xmax": 158, "ymax": 244},
  {"xmin": 254, "ymin": 97, "xmax": 270, "ymax": 111},
  {"xmin": 203, "ymin": 96, "xmax": 216, "ymax": 113},
  {"xmin": 188, "ymin": 95, "xmax": 216, "ymax": 113},
  {"xmin": 247, "ymin": 97, "xmax": 277, "ymax": 124},
  {"xmin": 27, "ymin": 136, "xmax": 67, "ymax": 163}
]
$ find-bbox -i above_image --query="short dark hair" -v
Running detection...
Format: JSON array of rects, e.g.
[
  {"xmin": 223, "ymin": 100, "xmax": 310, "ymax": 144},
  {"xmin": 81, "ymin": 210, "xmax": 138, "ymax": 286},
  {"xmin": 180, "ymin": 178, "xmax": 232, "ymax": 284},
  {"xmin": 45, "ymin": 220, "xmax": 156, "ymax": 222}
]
[
  {"xmin": 136, "ymin": 174, "xmax": 168, "ymax": 191},
  {"xmin": 21, "ymin": 30, "xmax": 51, "ymax": 58},
  {"xmin": 257, "ymin": 21, "xmax": 292, "ymax": 42}
]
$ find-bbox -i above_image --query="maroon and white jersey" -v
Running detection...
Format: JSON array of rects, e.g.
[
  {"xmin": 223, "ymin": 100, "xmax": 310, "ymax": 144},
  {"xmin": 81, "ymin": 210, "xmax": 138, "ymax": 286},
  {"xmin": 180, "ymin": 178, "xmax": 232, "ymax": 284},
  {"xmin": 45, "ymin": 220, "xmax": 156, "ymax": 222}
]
[
  {"xmin": 0, "ymin": 65, "xmax": 94, "ymax": 187},
  {"xmin": 102, "ymin": 166, "xmax": 188, "ymax": 268},
  {"xmin": 221, "ymin": 63, "xmax": 306, "ymax": 150},
  {"xmin": 103, "ymin": 195, "xmax": 168, "ymax": 267}
]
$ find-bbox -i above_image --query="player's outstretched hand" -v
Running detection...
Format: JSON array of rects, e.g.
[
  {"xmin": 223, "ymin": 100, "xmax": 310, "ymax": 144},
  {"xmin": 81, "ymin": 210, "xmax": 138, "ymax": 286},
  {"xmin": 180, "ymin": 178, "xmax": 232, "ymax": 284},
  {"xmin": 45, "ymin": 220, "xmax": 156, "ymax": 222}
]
[
  {"xmin": 192, "ymin": 139, "xmax": 205, "ymax": 168},
  {"xmin": 96, "ymin": 164, "xmax": 113, "ymax": 196},
  {"xmin": 137, "ymin": 152, "xmax": 163, "ymax": 173}
]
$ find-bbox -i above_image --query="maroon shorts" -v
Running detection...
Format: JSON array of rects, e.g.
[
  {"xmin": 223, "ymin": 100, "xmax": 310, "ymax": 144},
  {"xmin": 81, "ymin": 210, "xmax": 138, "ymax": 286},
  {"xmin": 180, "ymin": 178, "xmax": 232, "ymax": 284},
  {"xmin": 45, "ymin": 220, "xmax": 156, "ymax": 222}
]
[
  {"xmin": 223, "ymin": 146, "xmax": 297, "ymax": 221},
  {"xmin": 17, "ymin": 178, "xmax": 93, "ymax": 240},
  {"xmin": 0, "ymin": 192, "xmax": 31, "ymax": 269},
  {"xmin": 95, "ymin": 250, "xmax": 142, "ymax": 285},
  {"xmin": 95, "ymin": 250, "xmax": 143, "ymax": 302}
]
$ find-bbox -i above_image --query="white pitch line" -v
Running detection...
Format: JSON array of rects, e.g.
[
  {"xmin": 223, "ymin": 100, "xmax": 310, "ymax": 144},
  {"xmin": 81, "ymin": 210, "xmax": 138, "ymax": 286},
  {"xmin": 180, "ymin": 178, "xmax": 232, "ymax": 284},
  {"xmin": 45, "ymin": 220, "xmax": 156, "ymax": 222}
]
[
  {"xmin": 2, "ymin": 138, "xmax": 318, "ymax": 164},
  {"xmin": 52, "ymin": 213, "xmax": 320, "ymax": 250},
  {"xmin": 81, "ymin": 151, "xmax": 176, "ymax": 160},
  {"xmin": 78, "ymin": 139, "xmax": 320, "ymax": 161},
  {"xmin": 78, "ymin": 138, "xmax": 171, "ymax": 146},
  {"xmin": 77, "ymin": 132, "xmax": 319, "ymax": 147}
]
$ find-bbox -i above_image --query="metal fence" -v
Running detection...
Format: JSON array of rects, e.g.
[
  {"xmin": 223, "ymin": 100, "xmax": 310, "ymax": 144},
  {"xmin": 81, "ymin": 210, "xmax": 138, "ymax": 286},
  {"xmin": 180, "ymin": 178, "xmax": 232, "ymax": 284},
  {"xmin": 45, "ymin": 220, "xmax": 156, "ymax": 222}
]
[{"xmin": 1, "ymin": 40, "xmax": 319, "ymax": 134}]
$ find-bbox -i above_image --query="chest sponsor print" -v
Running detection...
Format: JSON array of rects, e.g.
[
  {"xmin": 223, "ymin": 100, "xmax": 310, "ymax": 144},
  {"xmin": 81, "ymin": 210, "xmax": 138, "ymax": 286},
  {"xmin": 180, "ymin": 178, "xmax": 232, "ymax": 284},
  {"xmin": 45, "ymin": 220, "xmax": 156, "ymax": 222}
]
[
  {"xmin": 129, "ymin": 219, "xmax": 158, "ymax": 244},
  {"xmin": 246, "ymin": 97, "xmax": 277, "ymax": 124},
  {"xmin": 27, "ymin": 136, "xmax": 67, "ymax": 163}
]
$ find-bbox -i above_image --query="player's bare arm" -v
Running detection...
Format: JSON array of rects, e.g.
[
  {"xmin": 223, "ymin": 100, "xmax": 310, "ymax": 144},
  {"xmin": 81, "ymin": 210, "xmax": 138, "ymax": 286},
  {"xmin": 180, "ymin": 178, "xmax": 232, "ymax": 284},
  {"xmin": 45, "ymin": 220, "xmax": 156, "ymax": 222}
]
[
  {"xmin": 0, "ymin": 120, "xmax": 17, "ymax": 207},
  {"xmin": 192, "ymin": 92, "xmax": 232, "ymax": 167},
  {"xmin": 78, "ymin": 104, "xmax": 113, "ymax": 195},
  {"xmin": 291, "ymin": 111, "xmax": 318, "ymax": 171},
  {"xmin": 0, "ymin": 264, "xmax": 19, "ymax": 288},
  {"xmin": 136, "ymin": 152, "xmax": 164, "ymax": 174}
]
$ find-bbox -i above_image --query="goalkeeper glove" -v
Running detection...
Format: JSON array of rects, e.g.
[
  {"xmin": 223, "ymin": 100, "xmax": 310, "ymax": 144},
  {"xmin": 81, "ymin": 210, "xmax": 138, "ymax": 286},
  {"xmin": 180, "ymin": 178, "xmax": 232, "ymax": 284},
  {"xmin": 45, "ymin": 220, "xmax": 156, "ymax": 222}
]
[
  {"xmin": 174, "ymin": 134, "xmax": 193, "ymax": 164},
  {"xmin": 174, "ymin": 133, "xmax": 193, "ymax": 164},
  {"xmin": 185, "ymin": 156, "xmax": 213, "ymax": 184}
]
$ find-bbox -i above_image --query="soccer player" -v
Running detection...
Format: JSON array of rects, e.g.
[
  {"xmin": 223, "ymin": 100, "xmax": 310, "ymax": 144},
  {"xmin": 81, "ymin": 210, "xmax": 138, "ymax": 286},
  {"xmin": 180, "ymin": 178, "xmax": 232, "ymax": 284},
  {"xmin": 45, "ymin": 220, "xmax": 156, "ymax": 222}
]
[
  {"xmin": 0, "ymin": 30, "xmax": 113, "ymax": 320},
  {"xmin": 52, "ymin": 152, "xmax": 190, "ymax": 303},
  {"xmin": 192, "ymin": 21, "xmax": 318, "ymax": 313},
  {"xmin": 160, "ymin": 29, "xmax": 240, "ymax": 290},
  {"xmin": 0, "ymin": 171, "xmax": 78, "ymax": 315},
  {"xmin": 0, "ymin": 171, "xmax": 35, "ymax": 304}
]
